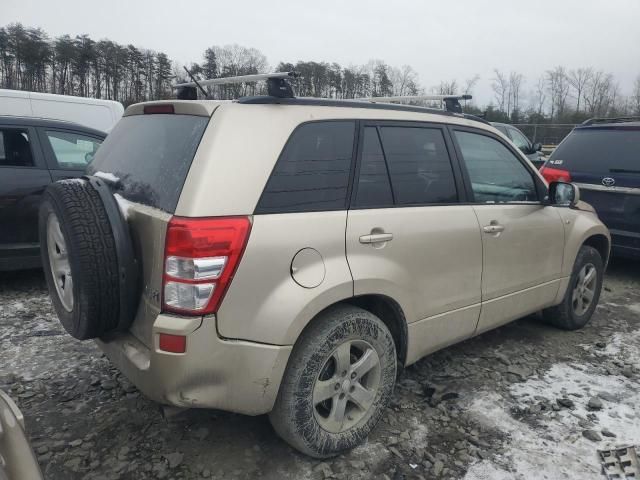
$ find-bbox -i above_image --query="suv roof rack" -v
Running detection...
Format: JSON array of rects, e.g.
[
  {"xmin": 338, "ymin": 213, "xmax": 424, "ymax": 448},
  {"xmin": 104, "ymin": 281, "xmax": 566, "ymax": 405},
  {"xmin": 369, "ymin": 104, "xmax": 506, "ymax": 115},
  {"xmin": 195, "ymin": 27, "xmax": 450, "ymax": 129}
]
[
  {"xmin": 174, "ymin": 71, "xmax": 300, "ymax": 100},
  {"xmin": 581, "ymin": 116, "xmax": 640, "ymax": 126},
  {"xmin": 357, "ymin": 94, "xmax": 472, "ymax": 113}
]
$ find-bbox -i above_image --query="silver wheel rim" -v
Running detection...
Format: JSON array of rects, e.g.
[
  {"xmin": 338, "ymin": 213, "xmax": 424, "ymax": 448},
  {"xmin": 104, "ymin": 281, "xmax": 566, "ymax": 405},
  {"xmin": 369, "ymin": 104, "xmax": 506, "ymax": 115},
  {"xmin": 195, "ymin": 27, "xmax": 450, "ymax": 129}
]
[
  {"xmin": 572, "ymin": 263, "xmax": 597, "ymax": 316},
  {"xmin": 47, "ymin": 213, "xmax": 73, "ymax": 312},
  {"xmin": 312, "ymin": 339, "xmax": 381, "ymax": 434}
]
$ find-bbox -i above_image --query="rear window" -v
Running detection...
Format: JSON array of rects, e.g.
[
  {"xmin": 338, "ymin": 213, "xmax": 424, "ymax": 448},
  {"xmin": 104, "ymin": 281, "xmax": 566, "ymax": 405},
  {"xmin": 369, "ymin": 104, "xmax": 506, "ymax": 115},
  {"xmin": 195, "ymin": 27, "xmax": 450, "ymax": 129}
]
[
  {"xmin": 87, "ymin": 114, "xmax": 209, "ymax": 213},
  {"xmin": 550, "ymin": 127, "xmax": 640, "ymax": 174}
]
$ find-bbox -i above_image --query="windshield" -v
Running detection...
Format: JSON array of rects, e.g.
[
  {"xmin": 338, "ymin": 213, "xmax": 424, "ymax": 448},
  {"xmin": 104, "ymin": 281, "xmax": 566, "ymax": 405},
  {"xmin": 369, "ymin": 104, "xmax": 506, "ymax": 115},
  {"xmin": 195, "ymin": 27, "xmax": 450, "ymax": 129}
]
[
  {"xmin": 550, "ymin": 127, "xmax": 640, "ymax": 174},
  {"xmin": 87, "ymin": 114, "xmax": 209, "ymax": 213}
]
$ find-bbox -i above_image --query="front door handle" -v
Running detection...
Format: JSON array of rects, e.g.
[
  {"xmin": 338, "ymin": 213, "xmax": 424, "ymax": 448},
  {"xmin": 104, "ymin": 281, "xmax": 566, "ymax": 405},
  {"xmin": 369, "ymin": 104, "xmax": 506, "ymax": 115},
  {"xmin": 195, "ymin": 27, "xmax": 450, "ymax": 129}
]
[
  {"xmin": 483, "ymin": 224, "xmax": 505, "ymax": 234},
  {"xmin": 359, "ymin": 233, "xmax": 394, "ymax": 244}
]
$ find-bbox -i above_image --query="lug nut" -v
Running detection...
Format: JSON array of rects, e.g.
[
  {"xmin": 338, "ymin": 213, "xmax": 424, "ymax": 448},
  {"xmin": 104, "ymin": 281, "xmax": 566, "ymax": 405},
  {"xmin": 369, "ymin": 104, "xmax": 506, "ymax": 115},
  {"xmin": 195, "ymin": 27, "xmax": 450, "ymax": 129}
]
[{"xmin": 335, "ymin": 383, "xmax": 340, "ymax": 390}]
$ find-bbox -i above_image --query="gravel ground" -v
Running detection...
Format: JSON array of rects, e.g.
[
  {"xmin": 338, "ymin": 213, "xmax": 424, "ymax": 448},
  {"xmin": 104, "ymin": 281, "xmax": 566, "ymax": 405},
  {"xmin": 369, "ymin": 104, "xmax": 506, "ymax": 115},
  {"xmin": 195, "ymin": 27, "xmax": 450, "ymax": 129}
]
[{"xmin": 1, "ymin": 259, "xmax": 639, "ymax": 480}]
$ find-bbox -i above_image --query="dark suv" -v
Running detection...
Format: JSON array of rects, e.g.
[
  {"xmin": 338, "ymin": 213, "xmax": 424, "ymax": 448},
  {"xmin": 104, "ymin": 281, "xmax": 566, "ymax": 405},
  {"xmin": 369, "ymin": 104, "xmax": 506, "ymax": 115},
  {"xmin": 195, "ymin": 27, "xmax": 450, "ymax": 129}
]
[
  {"xmin": 541, "ymin": 117, "xmax": 640, "ymax": 259},
  {"xmin": 0, "ymin": 116, "xmax": 105, "ymax": 270}
]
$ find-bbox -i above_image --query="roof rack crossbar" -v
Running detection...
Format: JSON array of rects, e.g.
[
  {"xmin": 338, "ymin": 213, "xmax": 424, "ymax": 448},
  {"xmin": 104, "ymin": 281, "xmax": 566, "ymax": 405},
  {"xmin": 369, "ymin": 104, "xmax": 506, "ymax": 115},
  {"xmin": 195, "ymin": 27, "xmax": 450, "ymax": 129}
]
[
  {"xmin": 174, "ymin": 71, "xmax": 300, "ymax": 100},
  {"xmin": 582, "ymin": 116, "xmax": 640, "ymax": 126},
  {"xmin": 357, "ymin": 94, "xmax": 472, "ymax": 113}
]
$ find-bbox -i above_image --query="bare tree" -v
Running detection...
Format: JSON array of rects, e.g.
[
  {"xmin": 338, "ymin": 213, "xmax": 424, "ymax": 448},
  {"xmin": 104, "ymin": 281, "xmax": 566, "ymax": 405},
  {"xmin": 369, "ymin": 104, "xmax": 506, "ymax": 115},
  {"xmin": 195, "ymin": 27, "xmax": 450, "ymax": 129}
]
[
  {"xmin": 546, "ymin": 66, "xmax": 570, "ymax": 120},
  {"xmin": 463, "ymin": 74, "xmax": 480, "ymax": 96},
  {"xmin": 508, "ymin": 72, "xmax": 524, "ymax": 118},
  {"xmin": 567, "ymin": 68, "xmax": 593, "ymax": 113},
  {"xmin": 533, "ymin": 76, "xmax": 547, "ymax": 116},
  {"xmin": 632, "ymin": 75, "xmax": 640, "ymax": 115},
  {"xmin": 491, "ymin": 69, "xmax": 508, "ymax": 112}
]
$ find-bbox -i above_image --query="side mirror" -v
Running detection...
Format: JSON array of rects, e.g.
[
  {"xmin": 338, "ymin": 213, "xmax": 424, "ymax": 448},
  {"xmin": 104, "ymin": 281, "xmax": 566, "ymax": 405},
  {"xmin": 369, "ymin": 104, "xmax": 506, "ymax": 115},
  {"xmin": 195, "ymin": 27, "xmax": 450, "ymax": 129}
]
[
  {"xmin": 548, "ymin": 181, "xmax": 580, "ymax": 207},
  {"xmin": 533, "ymin": 142, "xmax": 542, "ymax": 152}
]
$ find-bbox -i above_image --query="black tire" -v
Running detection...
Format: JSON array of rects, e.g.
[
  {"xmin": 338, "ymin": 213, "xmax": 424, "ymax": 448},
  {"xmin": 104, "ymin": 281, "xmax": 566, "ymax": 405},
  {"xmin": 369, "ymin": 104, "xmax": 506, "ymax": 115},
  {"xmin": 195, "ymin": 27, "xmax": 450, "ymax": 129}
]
[
  {"xmin": 39, "ymin": 179, "xmax": 121, "ymax": 340},
  {"xmin": 542, "ymin": 245, "xmax": 604, "ymax": 330},
  {"xmin": 269, "ymin": 305, "xmax": 397, "ymax": 458}
]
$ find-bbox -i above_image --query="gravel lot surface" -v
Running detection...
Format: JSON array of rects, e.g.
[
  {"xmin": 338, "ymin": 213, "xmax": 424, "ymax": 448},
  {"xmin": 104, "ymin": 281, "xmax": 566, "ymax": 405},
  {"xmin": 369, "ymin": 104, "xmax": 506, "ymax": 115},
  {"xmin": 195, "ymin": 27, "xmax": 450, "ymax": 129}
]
[{"xmin": 1, "ymin": 259, "xmax": 639, "ymax": 480}]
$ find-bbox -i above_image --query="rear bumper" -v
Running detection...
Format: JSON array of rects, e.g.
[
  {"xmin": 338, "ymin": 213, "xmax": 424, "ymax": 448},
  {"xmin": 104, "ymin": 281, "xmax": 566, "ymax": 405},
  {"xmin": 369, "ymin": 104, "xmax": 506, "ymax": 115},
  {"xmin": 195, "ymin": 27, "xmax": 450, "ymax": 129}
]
[{"xmin": 96, "ymin": 314, "xmax": 292, "ymax": 415}]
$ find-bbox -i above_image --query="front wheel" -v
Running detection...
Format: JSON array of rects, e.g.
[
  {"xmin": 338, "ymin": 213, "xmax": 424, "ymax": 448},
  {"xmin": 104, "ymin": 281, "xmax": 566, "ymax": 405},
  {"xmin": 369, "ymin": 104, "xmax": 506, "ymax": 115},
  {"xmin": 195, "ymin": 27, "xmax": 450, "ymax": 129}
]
[
  {"xmin": 542, "ymin": 245, "xmax": 604, "ymax": 330},
  {"xmin": 269, "ymin": 305, "xmax": 397, "ymax": 458}
]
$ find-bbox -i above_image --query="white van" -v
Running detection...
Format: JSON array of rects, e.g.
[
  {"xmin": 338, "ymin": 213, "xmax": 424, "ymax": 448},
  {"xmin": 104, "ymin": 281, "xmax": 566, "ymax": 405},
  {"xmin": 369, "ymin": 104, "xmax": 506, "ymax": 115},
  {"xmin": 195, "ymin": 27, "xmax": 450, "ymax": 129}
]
[{"xmin": 0, "ymin": 89, "xmax": 124, "ymax": 132}]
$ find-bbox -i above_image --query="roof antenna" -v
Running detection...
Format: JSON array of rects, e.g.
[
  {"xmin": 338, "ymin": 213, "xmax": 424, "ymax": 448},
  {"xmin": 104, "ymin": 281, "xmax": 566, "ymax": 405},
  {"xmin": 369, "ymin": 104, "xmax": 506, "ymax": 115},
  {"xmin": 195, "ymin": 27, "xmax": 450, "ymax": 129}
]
[{"xmin": 177, "ymin": 66, "xmax": 208, "ymax": 100}]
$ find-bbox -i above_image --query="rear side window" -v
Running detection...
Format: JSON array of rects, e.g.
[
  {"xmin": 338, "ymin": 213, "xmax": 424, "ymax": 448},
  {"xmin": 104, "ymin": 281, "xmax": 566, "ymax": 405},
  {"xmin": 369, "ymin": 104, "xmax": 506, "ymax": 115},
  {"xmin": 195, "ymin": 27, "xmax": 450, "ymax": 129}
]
[
  {"xmin": 87, "ymin": 114, "xmax": 209, "ymax": 213},
  {"xmin": 45, "ymin": 130, "xmax": 103, "ymax": 170},
  {"xmin": 550, "ymin": 127, "xmax": 640, "ymax": 174},
  {"xmin": 378, "ymin": 126, "xmax": 458, "ymax": 205},
  {"xmin": 256, "ymin": 121, "xmax": 355, "ymax": 214},
  {"xmin": 354, "ymin": 127, "xmax": 393, "ymax": 207}
]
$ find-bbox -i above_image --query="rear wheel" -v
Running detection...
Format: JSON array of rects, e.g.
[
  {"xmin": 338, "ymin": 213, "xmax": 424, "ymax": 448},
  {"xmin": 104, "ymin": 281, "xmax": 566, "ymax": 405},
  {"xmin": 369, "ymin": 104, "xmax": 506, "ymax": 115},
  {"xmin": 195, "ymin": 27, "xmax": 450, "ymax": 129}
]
[
  {"xmin": 542, "ymin": 245, "xmax": 604, "ymax": 330},
  {"xmin": 269, "ymin": 305, "xmax": 396, "ymax": 458}
]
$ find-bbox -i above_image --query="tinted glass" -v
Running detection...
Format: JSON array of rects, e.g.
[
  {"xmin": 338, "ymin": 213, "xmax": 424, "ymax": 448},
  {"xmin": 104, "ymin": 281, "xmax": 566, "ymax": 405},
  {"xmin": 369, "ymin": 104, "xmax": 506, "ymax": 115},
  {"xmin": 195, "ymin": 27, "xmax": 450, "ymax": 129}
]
[
  {"xmin": 87, "ymin": 114, "xmax": 209, "ymax": 213},
  {"xmin": 46, "ymin": 130, "xmax": 103, "ymax": 170},
  {"xmin": 455, "ymin": 131, "xmax": 538, "ymax": 203},
  {"xmin": 0, "ymin": 129, "xmax": 34, "ymax": 167},
  {"xmin": 256, "ymin": 121, "xmax": 355, "ymax": 213},
  {"xmin": 508, "ymin": 127, "xmax": 531, "ymax": 151},
  {"xmin": 550, "ymin": 127, "xmax": 640, "ymax": 174},
  {"xmin": 354, "ymin": 127, "xmax": 393, "ymax": 207},
  {"xmin": 379, "ymin": 127, "xmax": 457, "ymax": 204}
]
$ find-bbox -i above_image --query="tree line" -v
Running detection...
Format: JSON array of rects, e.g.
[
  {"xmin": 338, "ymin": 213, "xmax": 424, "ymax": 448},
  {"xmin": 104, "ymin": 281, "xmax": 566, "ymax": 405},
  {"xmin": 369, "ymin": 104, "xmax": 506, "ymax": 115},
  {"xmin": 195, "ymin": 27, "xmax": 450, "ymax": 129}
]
[{"xmin": 2, "ymin": 22, "xmax": 639, "ymax": 124}]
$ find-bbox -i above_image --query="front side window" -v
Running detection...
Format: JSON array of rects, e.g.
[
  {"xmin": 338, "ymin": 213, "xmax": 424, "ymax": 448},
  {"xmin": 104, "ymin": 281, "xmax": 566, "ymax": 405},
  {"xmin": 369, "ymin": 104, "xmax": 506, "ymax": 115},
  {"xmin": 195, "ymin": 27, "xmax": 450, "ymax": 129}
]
[
  {"xmin": 0, "ymin": 129, "xmax": 34, "ymax": 167},
  {"xmin": 378, "ymin": 126, "xmax": 458, "ymax": 205},
  {"xmin": 454, "ymin": 130, "xmax": 538, "ymax": 203},
  {"xmin": 508, "ymin": 127, "xmax": 531, "ymax": 151},
  {"xmin": 46, "ymin": 130, "xmax": 103, "ymax": 170},
  {"xmin": 256, "ymin": 121, "xmax": 356, "ymax": 214}
]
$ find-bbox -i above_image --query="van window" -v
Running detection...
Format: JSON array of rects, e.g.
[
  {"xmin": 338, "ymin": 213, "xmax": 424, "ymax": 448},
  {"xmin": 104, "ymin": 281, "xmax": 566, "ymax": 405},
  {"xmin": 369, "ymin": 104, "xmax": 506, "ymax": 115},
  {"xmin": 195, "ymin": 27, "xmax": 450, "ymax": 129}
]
[
  {"xmin": 256, "ymin": 121, "xmax": 356, "ymax": 214},
  {"xmin": 45, "ymin": 130, "xmax": 103, "ymax": 170},
  {"xmin": 0, "ymin": 129, "xmax": 34, "ymax": 167},
  {"xmin": 378, "ymin": 126, "xmax": 458, "ymax": 205},
  {"xmin": 87, "ymin": 114, "xmax": 209, "ymax": 213}
]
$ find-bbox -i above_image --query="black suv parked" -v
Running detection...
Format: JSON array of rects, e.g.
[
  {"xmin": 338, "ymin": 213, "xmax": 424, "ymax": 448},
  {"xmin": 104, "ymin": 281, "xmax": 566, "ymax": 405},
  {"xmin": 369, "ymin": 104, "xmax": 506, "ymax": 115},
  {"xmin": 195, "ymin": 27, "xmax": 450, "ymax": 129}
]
[
  {"xmin": 541, "ymin": 117, "xmax": 640, "ymax": 259},
  {"xmin": 0, "ymin": 116, "xmax": 105, "ymax": 270}
]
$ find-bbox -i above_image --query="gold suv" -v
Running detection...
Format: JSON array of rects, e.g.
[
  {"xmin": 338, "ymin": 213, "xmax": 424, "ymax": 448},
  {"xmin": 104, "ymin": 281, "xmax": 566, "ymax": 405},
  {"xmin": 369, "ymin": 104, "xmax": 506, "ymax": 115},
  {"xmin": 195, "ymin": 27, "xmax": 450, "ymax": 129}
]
[{"xmin": 39, "ymin": 93, "xmax": 610, "ymax": 457}]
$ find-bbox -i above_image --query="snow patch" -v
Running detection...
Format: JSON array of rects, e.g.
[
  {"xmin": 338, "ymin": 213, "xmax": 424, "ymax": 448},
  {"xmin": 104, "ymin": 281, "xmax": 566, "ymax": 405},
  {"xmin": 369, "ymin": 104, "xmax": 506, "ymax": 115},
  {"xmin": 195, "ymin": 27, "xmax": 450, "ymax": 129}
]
[
  {"xmin": 114, "ymin": 193, "xmax": 134, "ymax": 220},
  {"xmin": 464, "ymin": 361, "xmax": 640, "ymax": 480},
  {"xmin": 627, "ymin": 303, "xmax": 640, "ymax": 315},
  {"xmin": 59, "ymin": 178, "xmax": 86, "ymax": 185},
  {"xmin": 93, "ymin": 171, "xmax": 120, "ymax": 183}
]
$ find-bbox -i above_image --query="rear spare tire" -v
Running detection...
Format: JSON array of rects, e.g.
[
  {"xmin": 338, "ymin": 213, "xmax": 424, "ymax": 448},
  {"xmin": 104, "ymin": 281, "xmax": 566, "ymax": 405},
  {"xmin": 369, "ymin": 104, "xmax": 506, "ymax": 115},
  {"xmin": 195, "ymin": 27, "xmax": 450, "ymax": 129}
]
[{"xmin": 39, "ymin": 178, "xmax": 137, "ymax": 340}]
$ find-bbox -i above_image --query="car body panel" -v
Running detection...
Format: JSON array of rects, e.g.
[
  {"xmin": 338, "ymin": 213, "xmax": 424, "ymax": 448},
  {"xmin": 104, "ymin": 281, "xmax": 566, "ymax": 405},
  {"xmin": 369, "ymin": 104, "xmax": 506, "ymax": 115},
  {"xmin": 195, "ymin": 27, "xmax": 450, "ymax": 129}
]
[{"xmin": 0, "ymin": 390, "xmax": 43, "ymax": 480}]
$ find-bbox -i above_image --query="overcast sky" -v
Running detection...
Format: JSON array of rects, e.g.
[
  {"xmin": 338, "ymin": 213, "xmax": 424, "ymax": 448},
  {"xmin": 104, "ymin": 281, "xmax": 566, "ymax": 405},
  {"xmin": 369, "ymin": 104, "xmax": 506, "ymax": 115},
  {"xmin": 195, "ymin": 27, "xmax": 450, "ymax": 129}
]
[{"xmin": 5, "ymin": 0, "xmax": 640, "ymax": 104}]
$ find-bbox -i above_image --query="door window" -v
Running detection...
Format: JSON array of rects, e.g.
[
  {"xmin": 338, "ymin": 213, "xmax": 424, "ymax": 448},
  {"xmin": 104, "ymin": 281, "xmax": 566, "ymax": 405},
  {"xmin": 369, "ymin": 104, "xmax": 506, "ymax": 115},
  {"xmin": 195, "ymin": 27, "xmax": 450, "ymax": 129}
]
[
  {"xmin": 508, "ymin": 127, "xmax": 531, "ymax": 151},
  {"xmin": 256, "ymin": 121, "xmax": 356, "ymax": 213},
  {"xmin": 377, "ymin": 126, "xmax": 458, "ymax": 205},
  {"xmin": 0, "ymin": 129, "xmax": 34, "ymax": 167},
  {"xmin": 45, "ymin": 130, "xmax": 103, "ymax": 170},
  {"xmin": 354, "ymin": 127, "xmax": 393, "ymax": 207},
  {"xmin": 454, "ymin": 131, "xmax": 538, "ymax": 203}
]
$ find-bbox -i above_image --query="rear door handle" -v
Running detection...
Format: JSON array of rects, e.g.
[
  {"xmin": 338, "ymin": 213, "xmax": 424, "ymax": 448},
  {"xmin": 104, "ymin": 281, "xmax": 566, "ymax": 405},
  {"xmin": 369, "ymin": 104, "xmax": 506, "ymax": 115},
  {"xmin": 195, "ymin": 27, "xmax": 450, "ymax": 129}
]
[
  {"xmin": 483, "ymin": 224, "xmax": 505, "ymax": 234},
  {"xmin": 359, "ymin": 233, "xmax": 393, "ymax": 244}
]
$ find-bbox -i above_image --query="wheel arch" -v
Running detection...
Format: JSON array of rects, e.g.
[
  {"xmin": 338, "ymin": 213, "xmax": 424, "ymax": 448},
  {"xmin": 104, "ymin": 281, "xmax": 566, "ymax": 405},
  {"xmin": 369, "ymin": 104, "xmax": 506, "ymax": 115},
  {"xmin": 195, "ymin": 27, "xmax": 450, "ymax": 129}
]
[
  {"xmin": 582, "ymin": 233, "xmax": 610, "ymax": 268},
  {"xmin": 291, "ymin": 294, "xmax": 408, "ymax": 368}
]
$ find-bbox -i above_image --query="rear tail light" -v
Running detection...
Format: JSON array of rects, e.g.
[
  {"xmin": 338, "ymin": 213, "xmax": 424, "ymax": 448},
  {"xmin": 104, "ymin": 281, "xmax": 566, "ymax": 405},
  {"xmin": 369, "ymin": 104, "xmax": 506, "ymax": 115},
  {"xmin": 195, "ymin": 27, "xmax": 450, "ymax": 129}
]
[
  {"xmin": 162, "ymin": 217, "xmax": 252, "ymax": 315},
  {"xmin": 540, "ymin": 165, "xmax": 572, "ymax": 183}
]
